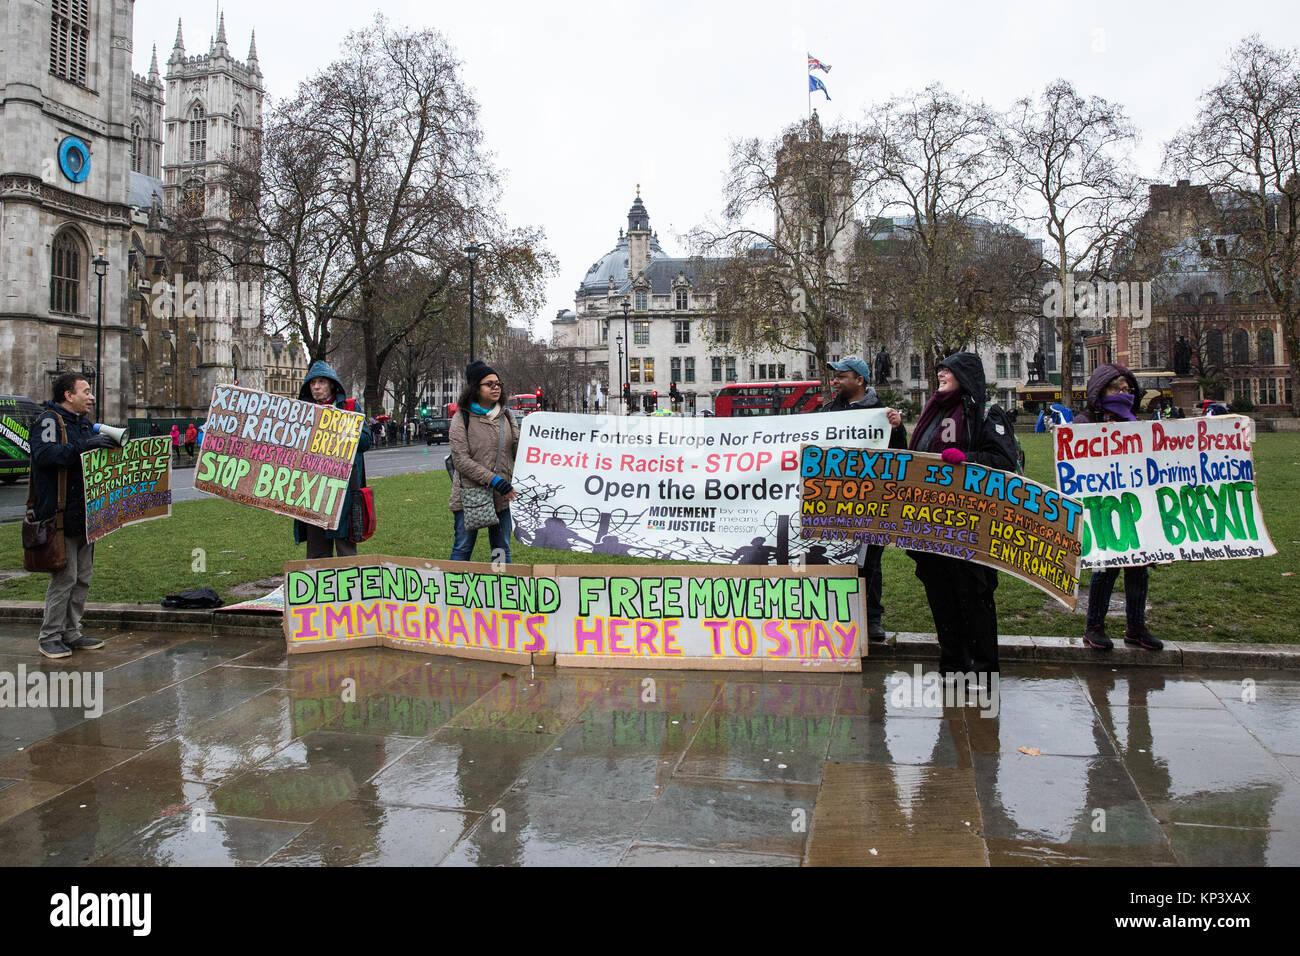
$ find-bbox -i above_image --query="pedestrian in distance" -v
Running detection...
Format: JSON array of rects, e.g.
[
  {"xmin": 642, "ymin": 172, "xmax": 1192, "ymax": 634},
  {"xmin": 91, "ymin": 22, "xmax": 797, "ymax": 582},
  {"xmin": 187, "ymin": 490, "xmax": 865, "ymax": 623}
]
[
  {"xmin": 184, "ymin": 422, "xmax": 197, "ymax": 459},
  {"xmin": 1079, "ymin": 363, "xmax": 1162, "ymax": 652},
  {"xmin": 293, "ymin": 361, "xmax": 373, "ymax": 559},
  {"xmin": 170, "ymin": 423, "xmax": 180, "ymax": 462},
  {"xmin": 30, "ymin": 373, "xmax": 122, "ymax": 659},
  {"xmin": 818, "ymin": 354, "xmax": 907, "ymax": 643},
  {"xmin": 449, "ymin": 361, "xmax": 520, "ymax": 563},
  {"xmin": 907, "ymin": 353, "xmax": 1019, "ymax": 680}
]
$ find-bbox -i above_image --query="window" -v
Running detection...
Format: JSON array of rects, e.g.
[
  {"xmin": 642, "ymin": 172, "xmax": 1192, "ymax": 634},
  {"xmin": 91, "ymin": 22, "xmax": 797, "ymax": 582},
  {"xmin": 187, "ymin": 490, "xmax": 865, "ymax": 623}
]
[
  {"xmin": 1009, "ymin": 352, "xmax": 1021, "ymax": 379},
  {"xmin": 674, "ymin": 320, "xmax": 690, "ymax": 344},
  {"xmin": 601, "ymin": 322, "xmax": 608, "ymax": 343},
  {"xmin": 49, "ymin": 0, "xmax": 90, "ymax": 86},
  {"xmin": 1258, "ymin": 328, "xmax": 1274, "ymax": 365},
  {"xmin": 675, "ymin": 288, "xmax": 688, "ymax": 310},
  {"xmin": 910, "ymin": 354, "xmax": 921, "ymax": 381},
  {"xmin": 1206, "ymin": 329, "xmax": 1224, "ymax": 368},
  {"xmin": 671, "ymin": 358, "xmax": 681, "ymax": 381},
  {"xmin": 715, "ymin": 320, "xmax": 731, "ymax": 345},
  {"xmin": 711, "ymin": 357, "xmax": 722, "ymax": 383},
  {"xmin": 189, "ymin": 105, "xmax": 207, "ymax": 162},
  {"xmin": 1231, "ymin": 329, "xmax": 1250, "ymax": 365},
  {"xmin": 684, "ymin": 357, "xmax": 695, "ymax": 383},
  {"xmin": 634, "ymin": 289, "xmax": 647, "ymax": 311},
  {"xmin": 231, "ymin": 110, "xmax": 242, "ymax": 158},
  {"xmin": 996, "ymin": 354, "xmax": 1007, "ymax": 379},
  {"xmin": 644, "ymin": 358, "xmax": 655, "ymax": 383},
  {"xmin": 725, "ymin": 357, "xmax": 737, "ymax": 382},
  {"xmin": 629, "ymin": 358, "xmax": 640, "ymax": 383},
  {"xmin": 1234, "ymin": 378, "xmax": 1252, "ymax": 404},
  {"xmin": 132, "ymin": 122, "xmax": 143, "ymax": 173},
  {"xmin": 633, "ymin": 321, "xmax": 649, "ymax": 346},
  {"xmin": 50, "ymin": 230, "xmax": 83, "ymax": 314},
  {"xmin": 1261, "ymin": 377, "xmax": 1279, "ymax": 405}
]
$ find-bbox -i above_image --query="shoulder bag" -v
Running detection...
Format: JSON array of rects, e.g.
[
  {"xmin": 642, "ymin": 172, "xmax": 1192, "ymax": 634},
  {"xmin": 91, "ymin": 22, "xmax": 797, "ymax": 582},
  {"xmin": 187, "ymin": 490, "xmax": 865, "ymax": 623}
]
[
  {"xmin": 461, "ymin": 413, "xmax": 505, "ymax": 532},
  {"xmin": 22, "ymin": 414, "xmax": 68, "ymax": 573}
]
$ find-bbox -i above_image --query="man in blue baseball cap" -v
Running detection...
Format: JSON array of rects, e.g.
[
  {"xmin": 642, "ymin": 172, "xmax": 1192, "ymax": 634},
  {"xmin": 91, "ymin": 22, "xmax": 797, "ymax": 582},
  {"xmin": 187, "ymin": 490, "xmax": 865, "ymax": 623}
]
[{"xmin": 820, "ymin": 355, "xmax": 907, "ymax": 643}]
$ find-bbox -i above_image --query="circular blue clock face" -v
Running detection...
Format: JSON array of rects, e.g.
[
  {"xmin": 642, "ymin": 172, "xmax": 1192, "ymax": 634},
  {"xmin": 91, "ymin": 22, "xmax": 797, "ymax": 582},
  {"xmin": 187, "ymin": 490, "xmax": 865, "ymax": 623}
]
[{"xmin": 58, "ymin": 137, "xmax": 91, "ymax": 183}]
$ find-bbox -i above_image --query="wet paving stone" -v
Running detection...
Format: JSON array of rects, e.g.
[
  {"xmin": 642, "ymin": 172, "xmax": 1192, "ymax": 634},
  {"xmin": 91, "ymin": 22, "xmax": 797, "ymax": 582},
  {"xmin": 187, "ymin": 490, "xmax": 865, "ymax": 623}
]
[
  {"xmin": 447, "ymin": 670, "xmax": 587, "ymax": 734},
  {"xmin": 973, "ymin": 752, "xmax": 1168, "ymax": 851},
  {"xmin": 619, "ymin": 844, "xmax": 801, "ymax": 866},
  {"xmin": 1164, "ymin": 821, "xmax": 1300, "ymax": 867},
  {"xmin": 210, "ymin": 731, "xmax": 422, "ymax": 823},
  {"xmin": 0, "ymin": 740, "xmax": 140, "ymax": 785},
  {"xmin": 965, "ymin": 687, "xmax": 1116, "ymax": 758},
  {"xmin": 45, "ymin": 665, "xmax": 283, "ymax": 751},
  {"xmin": 0, "ymin": 779, "xmax": 70, "ymax": 824},
  {"xmin": 1079, "ymin": 671, "xmax": 1226, "ymax": 710},
  {"xmin": 227, "ymin": 642, "xmax": 290, "ymax": 669},
  {"xmin": 368, "ymin": 727, "xmax": 557, "ymax": 811},
  {"xmin": 92, "ymin": 812, "xmax": 306, "ymax": 866},
  {"xmin": 440, "ymin": 790, "xmax": 654, "ymax": 866},
  {"xmin": 1202, "ymin": 675, "xmax": 1300, "ymax": 701},
  {"xmin": 267, "ymin": 801, "xmax": 478, "ymax": 866},
  {"xmin": 677, "ymin": 709, "xmax": 834, "ymax": 784},
  {"xmin": 99, "ymin": 638, "xmax": 269, "ymax": 700},
  {"xmin": 986, "ymin": 838, "xmax": 1178, "ymax": 866},
  {"xmin": 1220, "ymin": 697, "xmax": 1300, "ymax": 756},
  {"xmin": 639, "ymin": 778, "xmax": 816, "ymax": 856},
  {"xmin": 826, "ymin": 714, "xmax": 970, "ymax": 768}
]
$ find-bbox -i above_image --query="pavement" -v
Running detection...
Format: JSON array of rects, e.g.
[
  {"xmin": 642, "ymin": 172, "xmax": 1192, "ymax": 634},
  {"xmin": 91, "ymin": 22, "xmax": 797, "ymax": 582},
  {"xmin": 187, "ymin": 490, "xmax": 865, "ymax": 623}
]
[{"xmin": 1, "ymin": 621, "xmax": 1298, "ymax": 866}]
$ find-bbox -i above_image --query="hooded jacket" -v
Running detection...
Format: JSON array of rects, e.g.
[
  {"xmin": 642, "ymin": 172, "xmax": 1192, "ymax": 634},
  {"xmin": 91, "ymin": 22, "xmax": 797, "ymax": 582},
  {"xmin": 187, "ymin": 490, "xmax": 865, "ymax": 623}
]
[
  {"xmin": 1077, "ymin": 363, "xmax": 1140, "ymax": 424},
  {"xmin": 292, "ymin": 360, "xmax": 372, "ymax": 543},
  {"xmin": 29, "ymin": 401, "xmax": 98, "ymax": 539},
  {"xmin": 931, "ymin": 352, "xmax": 1019, "ymax": 471}
]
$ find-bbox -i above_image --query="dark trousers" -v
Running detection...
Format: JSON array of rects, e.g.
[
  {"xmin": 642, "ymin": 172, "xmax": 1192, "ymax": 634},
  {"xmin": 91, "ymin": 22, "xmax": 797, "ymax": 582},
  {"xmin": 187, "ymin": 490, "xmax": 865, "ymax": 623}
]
[
  {"xmin": 915, "ymin": 556, "xmax": 999, "ymax": 675},
  {"xmin": 859, "ymin": 543, "xmax": 885, "ymax": 623},
  {"xmin": 305, "ymin": 525, "xmax": 357, "ymax": 560},
  {"xmin": 1086, "ymin": 566, "xmax": 1149, "ymax": 630}
]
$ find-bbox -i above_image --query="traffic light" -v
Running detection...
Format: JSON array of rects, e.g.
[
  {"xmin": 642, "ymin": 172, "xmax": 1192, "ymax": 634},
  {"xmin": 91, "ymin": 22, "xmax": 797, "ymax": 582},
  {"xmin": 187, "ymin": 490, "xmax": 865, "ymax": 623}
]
[
  {"xmin": 535, "ymin": 387, "xmax": 544, "ymax": 410},
  {"xmin": 420, "ymin": 403, "xmax": 428, "ymax": 416},
  {"xmin": 669, "ymin": 382, "xmax": 680, "ymax": 405},
  {"xmin": 623, "ymin": 383, "xmax": 632, "ymax": 406}
]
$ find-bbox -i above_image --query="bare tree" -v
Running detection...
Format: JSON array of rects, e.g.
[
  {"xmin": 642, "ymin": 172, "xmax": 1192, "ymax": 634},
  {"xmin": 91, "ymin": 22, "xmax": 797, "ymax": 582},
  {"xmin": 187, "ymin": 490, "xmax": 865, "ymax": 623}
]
[
  {"xmin": 691, "ymin": 112, "xmax": 876, "ymax": 381},
  {"xmin": 1165, "ymin": 36, "xmax": 1300, "ymax": 413},
  {"xmin": 1000, "ymin": 80, "xmax": 1145, "ymax": 407}
]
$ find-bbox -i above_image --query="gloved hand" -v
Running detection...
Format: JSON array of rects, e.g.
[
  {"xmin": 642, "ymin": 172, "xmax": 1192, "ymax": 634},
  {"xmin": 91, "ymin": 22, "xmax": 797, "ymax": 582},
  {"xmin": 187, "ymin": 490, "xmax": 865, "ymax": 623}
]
[
  {"xmin": 490, "ymin": 476, "xmax": 513, "ymax": 495},
  {"xmin": 83, "ymin": 435, "xmax": 121, "ymax": 451},
  {"xmin": 940, "ymin": 447, "xmax": 966, "ymax": 465}
]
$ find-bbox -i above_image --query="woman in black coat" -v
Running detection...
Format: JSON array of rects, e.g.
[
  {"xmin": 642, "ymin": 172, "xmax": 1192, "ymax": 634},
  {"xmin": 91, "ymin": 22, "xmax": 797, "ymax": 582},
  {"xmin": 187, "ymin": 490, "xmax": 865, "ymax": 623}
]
[{"xmin": 908, "ymin": 353, "xmax": 1019, "ymax": 679}]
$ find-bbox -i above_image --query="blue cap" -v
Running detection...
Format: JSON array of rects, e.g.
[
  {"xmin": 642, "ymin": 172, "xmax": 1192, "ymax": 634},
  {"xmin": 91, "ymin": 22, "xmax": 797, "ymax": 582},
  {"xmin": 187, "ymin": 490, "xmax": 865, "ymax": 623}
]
[{"xmin": 828, "ymin": 354, "xmax": 872, "ymax": 383}]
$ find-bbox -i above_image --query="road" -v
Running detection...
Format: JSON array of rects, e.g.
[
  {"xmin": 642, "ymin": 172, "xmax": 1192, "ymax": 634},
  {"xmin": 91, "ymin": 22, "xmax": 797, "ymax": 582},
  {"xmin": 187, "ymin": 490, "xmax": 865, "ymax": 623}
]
[{"xmin": 0, "ymin": 441, "xmax": 450, "ymax": 523}]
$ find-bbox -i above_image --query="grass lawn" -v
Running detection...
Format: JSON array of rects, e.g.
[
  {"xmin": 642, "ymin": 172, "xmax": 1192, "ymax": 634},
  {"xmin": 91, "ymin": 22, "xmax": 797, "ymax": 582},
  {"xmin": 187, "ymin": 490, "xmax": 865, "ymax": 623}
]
[{"xmin": 2, "ymin": 433, "xmax": 1296, "ymax": 643}]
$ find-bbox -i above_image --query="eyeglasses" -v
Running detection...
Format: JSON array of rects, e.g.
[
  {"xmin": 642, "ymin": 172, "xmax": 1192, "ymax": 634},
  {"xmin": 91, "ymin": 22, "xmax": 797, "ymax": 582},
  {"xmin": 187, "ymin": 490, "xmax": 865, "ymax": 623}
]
[
  {"xmin": 1105, "ymin": 383, "xmax": 1133, "ymax": 394},
  {"xmin": 480, "ymin": 380, "xmax": 502, "ymax": 388}
]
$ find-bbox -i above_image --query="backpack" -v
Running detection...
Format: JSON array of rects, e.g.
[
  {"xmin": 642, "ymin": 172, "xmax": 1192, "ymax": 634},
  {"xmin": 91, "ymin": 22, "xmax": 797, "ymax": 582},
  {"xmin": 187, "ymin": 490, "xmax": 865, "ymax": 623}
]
[{"xmin": 982, "ymin": 404, "xmax": 1024, "ymax": 474}]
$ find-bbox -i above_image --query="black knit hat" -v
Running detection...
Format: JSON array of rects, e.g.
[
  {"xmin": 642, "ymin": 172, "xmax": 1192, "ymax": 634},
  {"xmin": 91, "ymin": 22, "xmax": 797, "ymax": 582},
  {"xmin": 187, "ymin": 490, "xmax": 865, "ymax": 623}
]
[{"xmin": 465, "ymin": 360, "xmax": 497, "ymax": 389}]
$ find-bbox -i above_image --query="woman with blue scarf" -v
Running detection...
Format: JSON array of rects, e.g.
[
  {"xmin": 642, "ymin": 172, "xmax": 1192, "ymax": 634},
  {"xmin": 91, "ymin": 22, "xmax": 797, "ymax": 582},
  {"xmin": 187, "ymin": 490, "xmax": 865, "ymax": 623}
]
[
  {"xmin": 1079, "ymin": 363, "xmax": 1162, "ymax": 652},
  {"xmin": 448, "ymin": 361, "xmax": 520, "ymax": 562}
]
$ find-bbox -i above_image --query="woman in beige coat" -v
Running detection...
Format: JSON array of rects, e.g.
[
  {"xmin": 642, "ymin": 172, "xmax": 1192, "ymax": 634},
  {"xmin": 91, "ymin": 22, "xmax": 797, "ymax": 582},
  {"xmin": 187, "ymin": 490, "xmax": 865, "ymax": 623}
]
[{"xmin": 449, "ymin": 361, "xmax": 520, "ymax": 562}]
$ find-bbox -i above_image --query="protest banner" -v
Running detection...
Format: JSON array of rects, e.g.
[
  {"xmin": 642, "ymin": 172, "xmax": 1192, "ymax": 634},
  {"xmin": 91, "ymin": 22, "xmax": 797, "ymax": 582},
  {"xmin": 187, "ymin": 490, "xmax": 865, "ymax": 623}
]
[
  {"xmin": 799, "ymin": 445, "xmax": 1085, "ymax": 609},
  {"xmin": 283, "ymin": 556, "xmax": 864, "ymax": 671},
  {"xmin": 194, "ymin": 385, "xmax": 362, "ymax": 529},
  {"xmin": 512, "ymin": 410, "xmax": 893, "ymax": 564},
  {"xmin": 222, "ymin": 585, "xmax": 285, "ymax": 614},
  {"xmin": 1054, "ymin": 415, "xmax": 1276, "ymax": 568},
  {"xmin": 81, "ymin": 436, "xmax": 172, "ymax": 543}
]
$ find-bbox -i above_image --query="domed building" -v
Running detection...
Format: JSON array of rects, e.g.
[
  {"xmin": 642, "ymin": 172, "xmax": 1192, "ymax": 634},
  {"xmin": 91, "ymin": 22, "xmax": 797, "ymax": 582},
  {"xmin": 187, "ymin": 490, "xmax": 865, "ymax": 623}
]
[{"xmin": 553, "ymin": 189, "xmax": 810, "ymax": 413}]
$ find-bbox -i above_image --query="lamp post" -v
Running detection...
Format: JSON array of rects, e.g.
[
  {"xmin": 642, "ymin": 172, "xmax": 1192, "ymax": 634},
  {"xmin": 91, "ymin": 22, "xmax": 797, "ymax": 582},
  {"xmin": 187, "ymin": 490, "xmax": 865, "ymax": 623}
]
[
  {"xmin": 464, "ymin": 238, "xmax": 481, "ymax": 363},
  {"xmin": 615, "ymin": 333, "xmax": 624, "ymax": 413},
  {"xmin": 620, "ymin": 296, "xmax": 631, "ymax": 411},
  {"xmin": 92, "ymin": 250, "xmax": 108, "ymax": 413}
]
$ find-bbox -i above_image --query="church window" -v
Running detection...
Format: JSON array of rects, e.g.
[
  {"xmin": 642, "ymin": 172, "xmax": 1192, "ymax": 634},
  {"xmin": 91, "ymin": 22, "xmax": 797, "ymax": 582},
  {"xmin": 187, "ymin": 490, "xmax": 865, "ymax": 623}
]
[
  {"xmin": 50, "ymin": 229, "xmax": 84, "ymax": 315},
  {"xmin": 132, "ymin": 122, "xmax": 144, "ymax": 173},
  {"xmin": 49, "ymin": 0, "xmax": 90, "ymax": 86},
  {"xmin": 231, "ymin": 110, "xmax": 242, "ymax": 159},
  {"xmin": 189, "ymin": 105, "xmax": 207, "ymax": 162}
]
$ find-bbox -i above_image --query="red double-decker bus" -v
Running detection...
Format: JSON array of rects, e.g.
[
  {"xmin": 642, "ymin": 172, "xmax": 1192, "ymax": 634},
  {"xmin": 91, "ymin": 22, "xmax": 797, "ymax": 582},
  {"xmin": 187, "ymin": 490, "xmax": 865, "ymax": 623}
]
[{"xmin": 712, "ymin": 381, "xmax": 825, "ymax": 417}]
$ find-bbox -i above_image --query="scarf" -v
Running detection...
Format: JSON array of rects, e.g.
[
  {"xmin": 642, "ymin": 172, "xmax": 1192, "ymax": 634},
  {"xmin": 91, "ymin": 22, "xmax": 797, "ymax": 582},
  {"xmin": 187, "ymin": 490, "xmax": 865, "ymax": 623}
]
[
  {"xmin": 1098, "ymin": 393, "xmax": 1137, "ymax": 422},
  {"xmin": 471, "ymin": 402, "xmax": 502, "ymax": 421},
  {"xmin": 910, "ymin": 388, "xmax": 965, "ymax": 453}
]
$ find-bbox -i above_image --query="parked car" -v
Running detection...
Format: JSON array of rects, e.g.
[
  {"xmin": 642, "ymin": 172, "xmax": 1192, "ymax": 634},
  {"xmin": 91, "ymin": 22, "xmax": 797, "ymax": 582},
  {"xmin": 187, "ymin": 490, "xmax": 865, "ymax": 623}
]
[{"xmin": 423, "ymin": 416, "xmax": 450, "ymax": 445}]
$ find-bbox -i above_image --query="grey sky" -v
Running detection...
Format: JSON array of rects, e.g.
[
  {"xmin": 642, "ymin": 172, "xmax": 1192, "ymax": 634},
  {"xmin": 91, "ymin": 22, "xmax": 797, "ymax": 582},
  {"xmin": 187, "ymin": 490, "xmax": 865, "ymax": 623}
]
[{"xmin": 133, "ymin": 0, "xmax": 1298, "ymax": 338}]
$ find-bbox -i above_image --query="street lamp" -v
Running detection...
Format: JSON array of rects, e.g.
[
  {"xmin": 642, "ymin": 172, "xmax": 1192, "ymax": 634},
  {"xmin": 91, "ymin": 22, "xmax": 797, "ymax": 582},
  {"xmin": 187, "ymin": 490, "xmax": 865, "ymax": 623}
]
[
  {"xmin": 620, "ymin": 295, "xmax": 631, "ymax": 411},
  {"xmin": 464, "ymin": 238, "xmax": 481, "ymax": 363},
  {"xmin": 615, "ymin": 333, "xmax": 624, "ymax": 413},
  {"xmin": 92, "ymin": 249, "xmax": 108, "ymax": 412}
]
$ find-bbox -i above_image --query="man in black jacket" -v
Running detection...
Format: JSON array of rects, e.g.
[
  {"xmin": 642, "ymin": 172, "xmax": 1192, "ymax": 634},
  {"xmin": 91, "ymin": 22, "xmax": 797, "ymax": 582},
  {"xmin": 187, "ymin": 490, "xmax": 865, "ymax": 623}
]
[
  {"xmin": 31, "ymin": 373, "xmax": 118, "ymax": 659},
  {"xmin": 819, "ymin": 355, "xmax": 907, "ymax": 642}
]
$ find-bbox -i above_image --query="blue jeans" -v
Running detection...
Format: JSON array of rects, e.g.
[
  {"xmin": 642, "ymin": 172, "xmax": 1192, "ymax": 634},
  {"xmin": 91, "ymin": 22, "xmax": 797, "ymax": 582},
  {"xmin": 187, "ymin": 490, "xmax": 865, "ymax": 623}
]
[{"xmin": 451, "ymin": 508, "xmax": 512, "ymax": 563}]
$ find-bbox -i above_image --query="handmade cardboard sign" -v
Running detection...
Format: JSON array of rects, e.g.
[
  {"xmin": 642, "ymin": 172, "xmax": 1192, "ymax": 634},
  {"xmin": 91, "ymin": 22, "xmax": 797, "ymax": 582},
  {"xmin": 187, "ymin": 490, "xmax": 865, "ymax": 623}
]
[
  {"xmin": 194, "ymin": 385, "xmax": 362, "ymax": 529},
  {"xmin": 512, "ymin": 410, "xmax": 892, "ymax": 564},
  {"xmin": 1053, "ymin": 416, "xmax": 1276, "ymax": 568},
  {"xmin": 798, "ymin": 445, "xmax": 1085, "ymax": 609},
  {"xmin": 283, "ymin": 556, "xmax": 864, "ymax": 671},
  {"xmin": 81, "ymin": 436, "xmax": 173, "ymax": 543}
]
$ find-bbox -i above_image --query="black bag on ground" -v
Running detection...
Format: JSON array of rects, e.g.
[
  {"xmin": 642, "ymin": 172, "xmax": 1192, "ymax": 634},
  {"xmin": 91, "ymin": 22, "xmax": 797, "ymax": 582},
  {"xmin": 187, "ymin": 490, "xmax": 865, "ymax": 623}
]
[{"xmin": 161, "ymin": 586, "xmax": 224, "ymax": 609}]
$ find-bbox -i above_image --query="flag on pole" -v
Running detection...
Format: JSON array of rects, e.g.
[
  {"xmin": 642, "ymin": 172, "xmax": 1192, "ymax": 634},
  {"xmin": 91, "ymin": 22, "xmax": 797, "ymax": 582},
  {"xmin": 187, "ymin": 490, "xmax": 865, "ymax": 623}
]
[
  {"xmin": 809, "ymin": 74, "xmax": 831, "ymax": 100},
  {"xmin": 807, "ymin": 54, "xmax": 831, "ymax": 73}
]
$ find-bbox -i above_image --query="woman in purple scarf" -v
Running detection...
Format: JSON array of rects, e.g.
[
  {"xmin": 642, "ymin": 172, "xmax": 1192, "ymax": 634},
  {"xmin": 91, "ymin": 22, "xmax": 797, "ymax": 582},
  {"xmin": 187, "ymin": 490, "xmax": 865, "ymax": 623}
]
[{"xmin": 1078, "ymin": 363, "xmax": 1162, "ymax": 652}]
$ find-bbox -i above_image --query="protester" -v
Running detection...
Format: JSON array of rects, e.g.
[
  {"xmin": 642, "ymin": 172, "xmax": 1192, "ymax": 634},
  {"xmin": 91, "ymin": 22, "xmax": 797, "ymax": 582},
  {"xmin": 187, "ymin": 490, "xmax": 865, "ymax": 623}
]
[
  {"xmin": 30, "ymin": 374, "xmax": 120, "ymax": 659},
  {"xmin": 183, "ymin": 422, "xmax": 197, "ymax": 458},
  {"xmin": 907, "ymin": 353, "xmax": 1019, "ymax": 679},
  {"xmin": 292, "ymin": 361, "xmax": 372, "ymax": 559},
  {"xmin": 819, "ymin": 354, "xmax": 906, "ymax": 642},
  {"xmin": 170, "ymin": 423, "xmax": 180, "ymax": 462},
  {"xmin": 1080, "ymin": 364, "xmax": 1162, "ymax": 652},
  {"xmin": 449, "ymin": 361, "xmax": 520, "ymax": 562}
]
